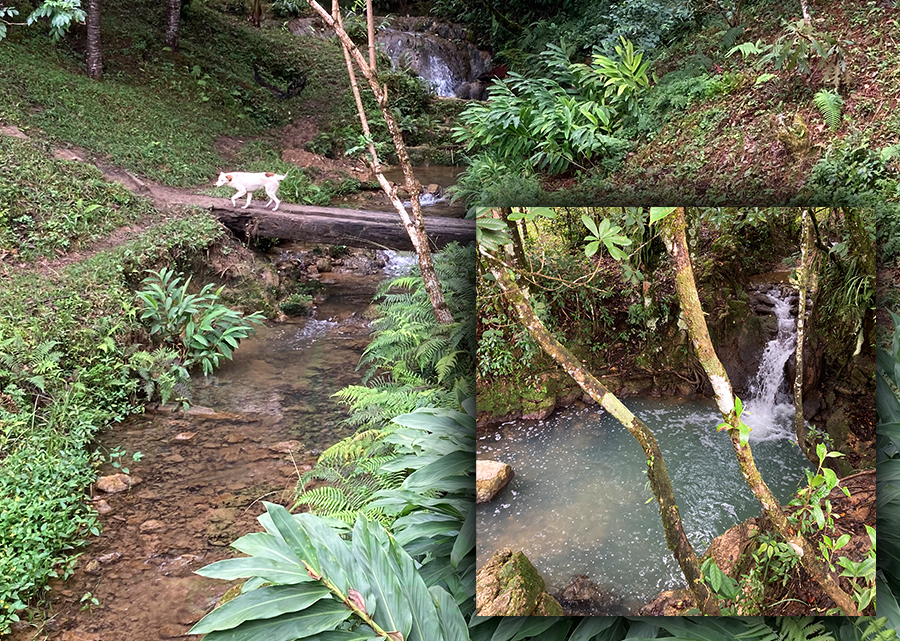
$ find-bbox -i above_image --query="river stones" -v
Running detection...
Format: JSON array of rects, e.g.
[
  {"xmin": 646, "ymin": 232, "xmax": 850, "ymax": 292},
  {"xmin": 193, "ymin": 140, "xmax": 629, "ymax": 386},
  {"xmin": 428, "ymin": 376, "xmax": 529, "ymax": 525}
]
[
  {"xmin": 96, "ymin": 473, "xmax": 139, "ymax": 494},
  {"xmin": 476, "ymin": 459, "xmax": 513, "ymax": 504},
  {"xmin": 475, "ymin": 548, "xmax": 563, "ymax": 616}
]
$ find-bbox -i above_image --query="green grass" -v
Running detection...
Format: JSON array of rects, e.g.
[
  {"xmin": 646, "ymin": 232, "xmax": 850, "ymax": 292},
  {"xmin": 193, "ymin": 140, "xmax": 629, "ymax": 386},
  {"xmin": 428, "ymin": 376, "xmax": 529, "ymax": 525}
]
[
  {"xmin": 0, "ymin": 135, "xmax": 155, "ymax": 261},
  {"xmin": 0, "ymin": 0, "xmax": 355, "ymax": 187}
]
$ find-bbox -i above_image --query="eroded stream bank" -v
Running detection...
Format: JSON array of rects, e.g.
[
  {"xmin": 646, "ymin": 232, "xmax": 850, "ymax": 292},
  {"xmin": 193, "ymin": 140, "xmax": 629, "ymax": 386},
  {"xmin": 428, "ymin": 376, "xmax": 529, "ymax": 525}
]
[{"xmin": 10, "ymin": 259, "xmax": 414, "ymax": 641}]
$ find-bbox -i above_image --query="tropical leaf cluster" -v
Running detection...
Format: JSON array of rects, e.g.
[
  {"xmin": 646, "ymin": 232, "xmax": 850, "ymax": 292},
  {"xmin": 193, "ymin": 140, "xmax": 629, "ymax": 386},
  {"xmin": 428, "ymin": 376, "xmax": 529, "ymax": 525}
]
[
  {"xmin": 335, "ymin": 243, "xmax": 475, "ymax": 429},
  {"xmin": 452, "ymin": 42, "xmax": 638, "ymax": 176},
  {"xmin": 876, "ymin": 311, "xmax": 900, "ymax": 634},
  {"xmin": 192, "ymin": 404, "xmax": 476, "ymax": 639}
]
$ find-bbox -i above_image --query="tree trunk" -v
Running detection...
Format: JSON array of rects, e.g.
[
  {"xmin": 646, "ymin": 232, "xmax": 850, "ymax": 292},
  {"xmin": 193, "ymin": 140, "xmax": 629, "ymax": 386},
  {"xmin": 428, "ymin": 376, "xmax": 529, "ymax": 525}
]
[
  {"xmin": 794, "ymin": 209, "xmax": 810, "ymax": 448},
  {"xmin": 799, "ymin": 0, "xmax": 811, "ymax": 25},
  {"xmin": 165, "ymin": 0, "xmax": 181, "ymax": 50},
  {"xmin": 250, "ymin": 0, "xmax": 261, "ymax": 27},
  {"xmin": 85, "ymin": 0, "xmax": 102, "ymax": 80},
  {"xmin": 366, "ymin": 0, "xmax": 376, "ymax": 71},
  {"xmin": 307, "ymin": 0, "xmax": 453, "ymax": 325},
  {"xmin": 484, "ymin": 254, "xmax": 721, "ymax": 616},
  {"xmin": 497, "ymin": 207, "xmax": 527, "ymax": 268},
  {"xmin": 659, "ymin": 207, "xmax": 859, "ymax": 616}
]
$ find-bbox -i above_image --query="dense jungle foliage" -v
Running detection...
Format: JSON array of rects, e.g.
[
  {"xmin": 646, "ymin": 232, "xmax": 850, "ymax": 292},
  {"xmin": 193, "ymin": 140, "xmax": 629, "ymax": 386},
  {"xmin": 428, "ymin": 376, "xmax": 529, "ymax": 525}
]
[{"xmin": 443, "ymin": 0, "xmax": 898, "ymax": 206}]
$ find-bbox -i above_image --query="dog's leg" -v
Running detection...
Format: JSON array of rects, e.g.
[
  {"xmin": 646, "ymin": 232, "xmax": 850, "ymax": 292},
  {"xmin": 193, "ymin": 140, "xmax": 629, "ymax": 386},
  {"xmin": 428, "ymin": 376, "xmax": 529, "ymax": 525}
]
[
  {"xmin": 243, "ymin": 191, "xmax": 253, "ymax": 209},
  {"xmin": 231, "ymin": 188, "xmax": 246, "ymax": 208},
  {"xmin": 265, "ymin": 184, "xmax": 281, "ymax": 211}
]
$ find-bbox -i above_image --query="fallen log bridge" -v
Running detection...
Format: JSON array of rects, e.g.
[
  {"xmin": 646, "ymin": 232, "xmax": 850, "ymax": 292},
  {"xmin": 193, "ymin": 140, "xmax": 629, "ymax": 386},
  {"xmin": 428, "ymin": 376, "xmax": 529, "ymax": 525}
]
[{"xmin": 210, "ymin": 202, "xmax": 475, "ymax": 251}]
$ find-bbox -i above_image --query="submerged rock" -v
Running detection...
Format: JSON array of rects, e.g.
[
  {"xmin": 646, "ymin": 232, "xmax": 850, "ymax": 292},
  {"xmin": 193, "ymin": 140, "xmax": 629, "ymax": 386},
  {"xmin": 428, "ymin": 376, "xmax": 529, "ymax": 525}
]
[
  {"xmin": 475, "ymin": 548, "xmax": 563, "ymax": 616},
  {"xmin": 554, "ymin": 574, "xmax": 627, "ymax": 616},
  {"xmin": 476, "ymin": 459, "xmax": 513, "ymax": 503}
]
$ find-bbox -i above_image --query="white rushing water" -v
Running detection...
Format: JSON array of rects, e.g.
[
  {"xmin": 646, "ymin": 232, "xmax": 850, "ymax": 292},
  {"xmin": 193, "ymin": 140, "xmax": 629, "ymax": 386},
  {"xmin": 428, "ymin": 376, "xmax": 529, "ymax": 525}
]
[{"xmin": 742, "ymin": 288, "xmax": 798, "ymax": 441}]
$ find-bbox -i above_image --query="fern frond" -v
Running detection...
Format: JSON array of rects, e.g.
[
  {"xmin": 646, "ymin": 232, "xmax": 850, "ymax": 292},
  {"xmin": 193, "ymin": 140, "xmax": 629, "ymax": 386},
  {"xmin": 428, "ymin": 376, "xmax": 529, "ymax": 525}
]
[{"xmin": 813, "ymin": 89, "xmax": 844, "ymax": 131}]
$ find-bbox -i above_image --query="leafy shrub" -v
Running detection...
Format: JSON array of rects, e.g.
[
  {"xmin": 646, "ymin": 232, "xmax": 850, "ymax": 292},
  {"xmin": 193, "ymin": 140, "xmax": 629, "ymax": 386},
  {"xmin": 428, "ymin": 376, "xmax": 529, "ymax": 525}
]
[
  {"xmin": 271, "ymin": 0, "xmax": 306, "ymax": 17},
  {"xmin": 334, "ymin": 243, "xmax": 475, "ymax": 429},
  {"xmin": 809, "ymin": 143, "xmax": 894, "ymax": 202},
  {"xmin": 136, "ymin": 267, "xmax": 264, "ymax": 375},
  {"xmin": 729, "ymin": 20, "xmax": 847, "ymax": 88}
]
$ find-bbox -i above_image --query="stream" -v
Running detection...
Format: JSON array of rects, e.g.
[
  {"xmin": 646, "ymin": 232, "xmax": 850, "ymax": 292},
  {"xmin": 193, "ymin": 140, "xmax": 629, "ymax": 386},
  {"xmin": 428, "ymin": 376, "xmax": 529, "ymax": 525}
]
[
  {"xmin": 12, "ymin": 254, "xmax": 417, "ymax": 640},
  {"xmin": 476, "ymin": 287, "xmax": 814, "ymax": 613}
]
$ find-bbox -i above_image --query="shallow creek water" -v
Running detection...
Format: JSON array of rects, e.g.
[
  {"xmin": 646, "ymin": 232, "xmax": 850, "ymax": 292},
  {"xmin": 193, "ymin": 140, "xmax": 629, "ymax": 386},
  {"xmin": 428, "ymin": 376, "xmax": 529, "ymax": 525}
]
[
  {"xmin": 11, "ymin": 262, "xmax": 415, "ymax": 640},
  {"xmin": 476, "ymin": 397, "xmax": 814, "ymax": 612}
]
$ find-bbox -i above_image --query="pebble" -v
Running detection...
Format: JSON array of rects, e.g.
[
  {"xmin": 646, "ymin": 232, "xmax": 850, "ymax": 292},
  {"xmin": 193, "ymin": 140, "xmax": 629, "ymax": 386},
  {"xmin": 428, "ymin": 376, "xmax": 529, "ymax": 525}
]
[
  {"xmin": 173, "ymin": 432, "xmax": 196, "ymax": 441},
  {"xmin": 140, "ymin": 519, "xmax": 166, "ymax": 534}
]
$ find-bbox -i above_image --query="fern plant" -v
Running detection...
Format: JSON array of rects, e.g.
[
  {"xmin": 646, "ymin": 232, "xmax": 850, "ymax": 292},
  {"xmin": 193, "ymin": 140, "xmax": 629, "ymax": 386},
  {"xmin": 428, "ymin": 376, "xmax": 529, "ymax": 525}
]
[
  {"xmin": 814, "ymin": 89, "xmax": 844, "ymax": 132},
  {"xmin": 293, "ymin": 429, "xmax": 405, "ymax": 525},
  {"xmin": 336, "ymin": 243, "xmax": 475, "ymax": 429}
]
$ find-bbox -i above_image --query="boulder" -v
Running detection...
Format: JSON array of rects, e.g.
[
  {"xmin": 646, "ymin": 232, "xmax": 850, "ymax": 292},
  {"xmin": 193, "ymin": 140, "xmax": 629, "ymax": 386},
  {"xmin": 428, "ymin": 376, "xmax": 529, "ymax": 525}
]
[
  {"xmin": 554, "ymin": 574, "xmax": 626, "ymax": 616},
  {"xmin": 475, "ymin": 548, "xmax": 563, "ymax": 616},
  {"xmin": 476, "ymin": 460, "xmax": 514, "ymax": 504}
]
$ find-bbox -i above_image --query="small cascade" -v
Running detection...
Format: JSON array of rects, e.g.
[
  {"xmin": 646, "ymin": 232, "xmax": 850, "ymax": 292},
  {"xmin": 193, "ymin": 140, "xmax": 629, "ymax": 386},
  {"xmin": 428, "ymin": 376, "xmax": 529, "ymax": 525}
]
[
  {"xmin": 378, "ymin": 249, "xmax": 418, "ymax": 277},
  {"xmin": 374, "ymin": 17, "xmax": 493, "ymax": 97},
  {"xmin": 742, "ymin": 287, "xmax": 799, "ymax": 441}
]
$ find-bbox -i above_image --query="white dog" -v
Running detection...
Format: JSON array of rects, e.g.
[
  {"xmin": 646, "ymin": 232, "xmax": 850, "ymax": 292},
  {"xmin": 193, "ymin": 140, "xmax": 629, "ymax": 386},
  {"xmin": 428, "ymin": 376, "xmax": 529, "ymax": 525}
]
[{"xmin": 215, "ymin": 171, "xmax": 287, "ymax": 210}]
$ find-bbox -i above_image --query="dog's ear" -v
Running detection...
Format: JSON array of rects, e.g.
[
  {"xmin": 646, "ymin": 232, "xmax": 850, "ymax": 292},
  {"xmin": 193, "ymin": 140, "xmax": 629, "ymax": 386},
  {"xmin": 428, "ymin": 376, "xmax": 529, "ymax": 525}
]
[{"xmin": 225, "ymin": 174, "xmax": 232, "ymax": 181}]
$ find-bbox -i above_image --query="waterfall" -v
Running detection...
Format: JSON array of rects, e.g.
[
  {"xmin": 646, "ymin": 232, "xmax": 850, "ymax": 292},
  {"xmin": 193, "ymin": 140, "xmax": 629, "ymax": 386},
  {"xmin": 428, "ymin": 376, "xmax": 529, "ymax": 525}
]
[{"xmin": 741, "ymin": 287, "xmax": 798, "ymax": 441}]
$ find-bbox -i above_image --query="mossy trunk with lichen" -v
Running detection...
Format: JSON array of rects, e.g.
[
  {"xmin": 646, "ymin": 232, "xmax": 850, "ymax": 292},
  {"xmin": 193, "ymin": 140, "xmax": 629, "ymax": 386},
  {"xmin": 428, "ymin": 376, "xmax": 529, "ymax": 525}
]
[
  {"xmin": 659, "ymin": 207, "xmax": 859, "ymax": 615},
  {"xmin": 486, "ymin": 257, "xmax": 720, "ymax": 616},
  {"xmin": 794, "ymin": 209, "xmax": 810, "ymax": 449}
]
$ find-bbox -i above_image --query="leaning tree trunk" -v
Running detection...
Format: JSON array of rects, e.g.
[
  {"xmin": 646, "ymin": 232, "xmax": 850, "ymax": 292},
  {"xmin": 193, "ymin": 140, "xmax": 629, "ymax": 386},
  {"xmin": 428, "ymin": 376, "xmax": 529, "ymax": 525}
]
[
  {"xmin": 659, "ymin": 207, "xmax": 859, "ymax": 616},
  {"xmin": 85, "ymin": 0, "xmax": 102, "ymax": 79},
  {"xmin": 484, "ymin": 251, "xmax": 721, "ymax": 616},
  {"xmin": 794, "ymin": 208, "xmax": 810, "ymax": 448},
  {"xmin": 307, "ymin": 0, "xmax": 453, "ymax": 325},
  {"xmin": 165, "ymin": 0, "xmax": 181, "ymax": 50}
]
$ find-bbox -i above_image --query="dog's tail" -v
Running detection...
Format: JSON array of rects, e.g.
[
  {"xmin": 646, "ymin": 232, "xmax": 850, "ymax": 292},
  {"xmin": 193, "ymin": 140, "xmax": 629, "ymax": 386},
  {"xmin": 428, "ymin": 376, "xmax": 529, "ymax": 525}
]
[{"xmin": 264, "ymin": 172, "xmax": 289, "ymax": 182}]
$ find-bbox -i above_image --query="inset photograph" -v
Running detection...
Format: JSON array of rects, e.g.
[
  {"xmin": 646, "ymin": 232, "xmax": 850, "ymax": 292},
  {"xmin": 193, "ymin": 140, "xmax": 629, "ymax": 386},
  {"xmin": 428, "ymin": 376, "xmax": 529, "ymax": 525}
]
[{"xmin": 475, "ymin": 206, "xmax": 875, "ymax": 616}]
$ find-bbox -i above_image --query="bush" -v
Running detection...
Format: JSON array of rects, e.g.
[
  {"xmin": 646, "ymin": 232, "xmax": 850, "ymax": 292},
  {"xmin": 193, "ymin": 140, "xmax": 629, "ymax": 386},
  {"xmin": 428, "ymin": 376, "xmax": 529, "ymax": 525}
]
[{"xmin": 136, "ymin": 267, "xmax": 265, "ymax": 375}]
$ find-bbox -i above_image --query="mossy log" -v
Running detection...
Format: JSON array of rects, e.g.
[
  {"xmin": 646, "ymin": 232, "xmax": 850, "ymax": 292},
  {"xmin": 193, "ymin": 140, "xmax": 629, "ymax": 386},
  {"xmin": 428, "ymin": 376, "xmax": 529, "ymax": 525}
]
[{"xmin": 211, "ymin": 204, "xmax": 474, "ymax": 251}]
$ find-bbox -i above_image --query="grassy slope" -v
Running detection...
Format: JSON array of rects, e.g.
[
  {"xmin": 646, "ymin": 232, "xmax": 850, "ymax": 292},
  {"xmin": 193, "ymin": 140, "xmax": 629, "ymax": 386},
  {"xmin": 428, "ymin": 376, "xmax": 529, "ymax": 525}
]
[
  {"xmin": 561, "ymin": 0, "xmax": 898, "ymax": 203},
  {"xmin": 0, "ymin": 134, "xmax": 245, "ymax": 634},
  {"xmin": 0, "ymin": 0, "xmax": 354, "ymax": 187}
]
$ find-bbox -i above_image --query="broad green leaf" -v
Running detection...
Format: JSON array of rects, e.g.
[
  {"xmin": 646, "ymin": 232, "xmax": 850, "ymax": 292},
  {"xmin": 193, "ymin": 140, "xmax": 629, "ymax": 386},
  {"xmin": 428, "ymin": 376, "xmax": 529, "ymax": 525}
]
[
  {"xmin": 231, "ymin": 532, "xmax": 304, "ymax": 565},
  {"xmin": 430, "ymin": 585, "xmax": 468, "ymax": 641},
  {"xmin": 402, "ymin": 450, "xmax": 471, "ymax": 492},
  {"xmin": 200, "ymin": 600, "xmax": 352, "ymax": 641},
  {"xmin": 581, "ymin": 214, "xmax": 600, "ymax": 237},
  {"xmin": 351, "ymin": 516, "xmax": 412, "ymax": 640},
  {"xmin": 450, "ymin": 506, "xmax": 474, "ymax": 568},
  {"xmin": 196, "ymin": 557, "xmax": 314, "ymax": 585},
  {"xmin": 569, "ymin": 617, "xmax": 618, "ymax": 641},
  {"xmin": 189, "ymin": 584, "xmax": 331, "ymax": 634},
  {"xmin": 649, "ymin": 207, "xmax": 676, "ymax": 224},
  {"xmin": 264, "ymin": 502, "xmax": 321, "ymax": 576}
]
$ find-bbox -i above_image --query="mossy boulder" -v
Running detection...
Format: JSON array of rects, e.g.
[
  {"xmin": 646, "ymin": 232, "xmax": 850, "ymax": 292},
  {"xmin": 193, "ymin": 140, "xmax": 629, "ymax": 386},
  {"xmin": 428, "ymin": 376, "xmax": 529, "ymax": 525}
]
[{"xmin": 476, "ymin": 548, "xmax": 563, "ymax": 616}]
